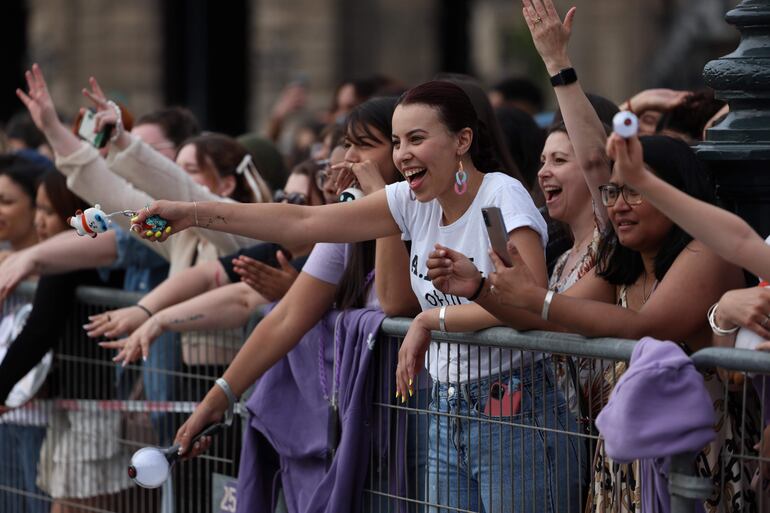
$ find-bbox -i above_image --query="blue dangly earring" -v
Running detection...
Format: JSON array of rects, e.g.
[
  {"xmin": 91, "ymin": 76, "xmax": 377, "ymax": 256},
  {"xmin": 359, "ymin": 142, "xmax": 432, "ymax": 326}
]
[{"xmin": 454, "ymin": 160, "xmax": 467, "ymax": 195}]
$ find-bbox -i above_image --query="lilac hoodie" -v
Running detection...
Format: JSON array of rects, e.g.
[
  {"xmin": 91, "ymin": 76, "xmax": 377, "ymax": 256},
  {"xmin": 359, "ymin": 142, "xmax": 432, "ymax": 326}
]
[
  {"xmin": 596, "ymin": 337, "xmax": 715, "ymax": 513},
  {"xmin": 236, "ymin": 307, "xmax": 386, "ymax": 513}
]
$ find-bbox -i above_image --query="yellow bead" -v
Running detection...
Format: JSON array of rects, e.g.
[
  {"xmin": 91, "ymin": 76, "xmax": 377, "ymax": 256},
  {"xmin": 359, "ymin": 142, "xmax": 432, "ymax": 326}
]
[
  {"xmin": 154, "ymin": 231, "xmax": 162, "ymax": 238},
  {"xmin": 165, "ymin": 226, "xmax": 172, "ymax": 233},
  {"xmin": 145, "ymin": 231, "xmax": 153, "ymax": 237}
]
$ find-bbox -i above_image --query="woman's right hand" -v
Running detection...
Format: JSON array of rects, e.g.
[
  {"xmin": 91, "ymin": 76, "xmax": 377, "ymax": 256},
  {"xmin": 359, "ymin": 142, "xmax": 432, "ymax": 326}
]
[
  {"xmin": 15, "ymin": 64, "xmax": 62, "ymax": 132},
  {"xmin": 84, "ymin": 305, "xmax": 150, "ymax": 339},
  {"xmin": 426, "ymin": 244, "xmax": 482, "ymax": 298},
  {"xmin": 521, "ymin": 0, "xmax": 576, "ymax": 75},
  {"xmin": 606, "ymin": 132, "xmax": 648, "ymax": 188},
  {"xmin": 130, "ymin": 200, "xmax": 196, "ymax": 241},
  {"xmin": 174, "ymin": 388, "xmax": 229, "ymax": 458}
]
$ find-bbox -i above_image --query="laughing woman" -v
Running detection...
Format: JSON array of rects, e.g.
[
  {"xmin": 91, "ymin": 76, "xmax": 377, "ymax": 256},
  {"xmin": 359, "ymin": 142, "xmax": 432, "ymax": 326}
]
[{"xmin": 134, "ymin": 81, "xmax": 584, "ymax": 512}]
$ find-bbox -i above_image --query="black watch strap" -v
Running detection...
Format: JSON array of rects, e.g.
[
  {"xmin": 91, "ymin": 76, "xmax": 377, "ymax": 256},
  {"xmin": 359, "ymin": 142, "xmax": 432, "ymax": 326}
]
[{"xmin": 550, "ymin": 67, "xmax": 577, "ymax": 87}]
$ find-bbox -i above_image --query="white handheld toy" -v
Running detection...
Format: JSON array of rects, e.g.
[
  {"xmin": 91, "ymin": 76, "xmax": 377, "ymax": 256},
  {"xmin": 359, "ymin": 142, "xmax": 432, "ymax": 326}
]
[
  {"xmin": 68, "ymin": 204, "xmax": 111, "ymax": 238},
  {"xmin": 128, "ymin": 423, "xmax": 225, "ymax": 488},
  {"xmin": 613, "ymin": 111, "xmax": 639, "ymax": 139},
  {"xmin": 339, "ymin": 187, "xmax": 364, "ymax": 202}
]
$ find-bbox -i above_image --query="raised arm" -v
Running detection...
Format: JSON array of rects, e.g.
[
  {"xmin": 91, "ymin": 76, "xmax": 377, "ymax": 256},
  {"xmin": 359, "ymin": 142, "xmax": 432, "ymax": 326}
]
[
  {"xmin": 0, "ymin": 230, "xmax": 117, "ymax": 301},
  {"xmin": 132, "ymin": 190, "xmax": 401, "ymax": 249},
  {"xmin": 523, "ymin": 0, "xmax": 610, "ymax": 228},
  {"xmin": 609, "ymin": 133, "xmax": 770, "ymax": 279},
  {"xmin": 101, "ymin": 282, "xmax": 265, "ymax": 363}
]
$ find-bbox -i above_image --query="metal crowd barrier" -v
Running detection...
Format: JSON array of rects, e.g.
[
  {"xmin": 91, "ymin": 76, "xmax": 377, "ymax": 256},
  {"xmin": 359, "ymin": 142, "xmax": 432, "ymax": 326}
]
[{"xmin": 2, "ymin": 285, "xmax": 770, "ymax": 513}]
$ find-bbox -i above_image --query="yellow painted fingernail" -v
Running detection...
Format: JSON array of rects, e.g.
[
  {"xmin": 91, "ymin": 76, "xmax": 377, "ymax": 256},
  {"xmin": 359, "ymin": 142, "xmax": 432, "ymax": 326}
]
[
  {"xmin": 145, "ymin": 230, "xmax": 153, "ymax": 237},
  {"xmin": 408, "ymin": 378, "xmax": 413, "ymax": 387},
  {"xmin": 165, "ymin": 226, "xmax": 172, "ymax": 233},
  {"xmin": 395, "ymin": 391, "xmax": 400, "ymax": 399},
  {"xmin": 409, "ymin": 389, "xmax": 413, "ymax": 398},
  {"xmin": 130, "ymin": 216, "xmax": 138, "ymax": 223},
  {"xmin": 401, "ymin": 396, "xmax": 407, "ymax": 404},
  {"xmin": 154, "ymin": 231, "xmax": 161, "ymax": 238}
]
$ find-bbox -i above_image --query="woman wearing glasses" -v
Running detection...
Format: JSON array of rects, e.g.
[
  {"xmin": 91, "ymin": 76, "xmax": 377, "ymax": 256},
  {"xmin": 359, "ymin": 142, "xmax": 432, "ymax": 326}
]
[{"xmin": 426, "ymin": 134, "xmax": 747, "ymax": 511}]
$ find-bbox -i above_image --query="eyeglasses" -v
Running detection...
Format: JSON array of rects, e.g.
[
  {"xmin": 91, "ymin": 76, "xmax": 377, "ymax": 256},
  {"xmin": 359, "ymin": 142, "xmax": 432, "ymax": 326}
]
[
  {"xmin": 273, "ymin": 190, "xmax": 308, "ymax": 205},
  {"xmin": 598, "ymin": 184, "xmax": 643, "ymax": 207},
  {"xmin": 314, "ymin": 168, "xmax": 329, "ymax": 191}
]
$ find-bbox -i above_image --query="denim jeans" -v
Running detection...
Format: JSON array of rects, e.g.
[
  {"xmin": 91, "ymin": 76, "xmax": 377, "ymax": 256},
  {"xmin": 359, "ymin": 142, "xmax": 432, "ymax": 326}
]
[
  {"xmin": 0, "ymin": 424, "xmax": 50, "ymax": 513},
  {"xmin": 427, "ymin": 360, "xmax": 586, "ymax": 513}
]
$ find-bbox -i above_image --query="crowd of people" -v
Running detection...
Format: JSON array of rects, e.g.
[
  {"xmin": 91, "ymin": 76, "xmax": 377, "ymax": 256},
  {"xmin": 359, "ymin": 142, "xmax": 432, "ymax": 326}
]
[{"xmin": 0, "ymin": 1, "xmax": 767, "ymax": 512}]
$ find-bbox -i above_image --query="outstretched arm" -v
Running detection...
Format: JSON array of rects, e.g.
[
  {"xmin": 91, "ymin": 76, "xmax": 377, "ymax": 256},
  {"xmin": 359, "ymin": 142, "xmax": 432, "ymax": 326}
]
[
  {"xmin": 172, "ymin": 271, "xmax": 339, "ymax": 456},
  {"xmin": 132, "ymin": 191, "xmax": 401, "ymax": 249},
  {"xmin": 101, "ymin": 282, "xmax": 265, "ymax": 363},
  {"xmin": 608, "ymin": 132, "xmax": 770, "ymax": 279},
  {"xmin": 85, "ymin": 259, "xmax": 230, "ymax": 339},
  {"xmin": 0, "ymin": 230, "xmax": 117, "ymax": 301},
  {"xmin": 522, "ymin": 0, "xmax": 610, "ymax": 227}
]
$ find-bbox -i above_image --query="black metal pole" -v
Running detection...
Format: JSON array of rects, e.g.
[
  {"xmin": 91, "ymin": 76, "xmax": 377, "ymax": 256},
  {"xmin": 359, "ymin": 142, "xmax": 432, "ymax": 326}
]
[{"xmin": 696, "ymin": 0, "xmax": 770, "ymax": 237}]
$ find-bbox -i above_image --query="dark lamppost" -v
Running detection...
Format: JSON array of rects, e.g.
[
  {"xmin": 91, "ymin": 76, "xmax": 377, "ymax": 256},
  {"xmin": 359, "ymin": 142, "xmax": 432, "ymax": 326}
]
[{"xmin": 696, "ymin": 0, "xmax": 770, "ymax": 237}]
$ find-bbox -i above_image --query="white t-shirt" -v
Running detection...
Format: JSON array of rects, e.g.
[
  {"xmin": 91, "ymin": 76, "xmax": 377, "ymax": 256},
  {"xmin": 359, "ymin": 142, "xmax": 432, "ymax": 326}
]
[{"xmin": 386, "ymin": 172, "xmax": 548, "ymax": 383}]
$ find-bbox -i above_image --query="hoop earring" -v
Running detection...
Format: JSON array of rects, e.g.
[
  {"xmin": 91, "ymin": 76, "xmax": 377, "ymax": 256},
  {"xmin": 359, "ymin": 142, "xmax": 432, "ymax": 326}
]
[{"xmin": 454, "ymin": 161, "xmax": 468, "ymax": 195}]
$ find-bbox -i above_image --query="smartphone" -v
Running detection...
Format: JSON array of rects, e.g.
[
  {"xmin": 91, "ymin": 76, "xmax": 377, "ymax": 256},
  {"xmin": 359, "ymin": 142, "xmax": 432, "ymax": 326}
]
[
  {"xmin": 483, "ymin": 381, "xmax": 522, "ymax": 417},
  {"xmin": 482, "ymin": 207, "xmax": 512, "ymax": 267},
  {"xmin": 74, "ymin": 108, "xmax": 113, "ymax": 148}
]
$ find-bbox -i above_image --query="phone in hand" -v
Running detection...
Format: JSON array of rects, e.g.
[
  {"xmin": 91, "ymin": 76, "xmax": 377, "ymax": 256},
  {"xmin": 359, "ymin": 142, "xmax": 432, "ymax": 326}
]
[
  {"xmin": 482, "ymin": 207, "xmax": 512, "ymax": 267},
  {"xmin": 483, "ymin": 381, "xmax": 522, "ymax": 417},
  {"xmin": 74, "ymin": 108, "xmax": 113, "ymax": 148}
]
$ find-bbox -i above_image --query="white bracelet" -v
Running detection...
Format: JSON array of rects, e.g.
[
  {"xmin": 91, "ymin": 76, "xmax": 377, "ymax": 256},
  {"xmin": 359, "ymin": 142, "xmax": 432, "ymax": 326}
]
[
  {"xmin": 106, "ymin": 100, "xmax": 123, "ymax": 142},
  {"xmin": 439, "ymin": 306, "xmax": 447, "ymax": 332},
  {"xmin": 214, "ymin": 377, "xmax": 236, "ymax": 426},
  {"xmin": 707, "ymin": 302, "xmax": 739, "ymax": 336},
  {"xmin": 541, "ymin": 290, "xmax": 556, "ymax": 321}
]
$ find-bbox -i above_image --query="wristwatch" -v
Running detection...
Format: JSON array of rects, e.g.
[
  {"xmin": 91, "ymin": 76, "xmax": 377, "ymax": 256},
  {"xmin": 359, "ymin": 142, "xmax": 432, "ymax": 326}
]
[{"xmin": 550, "ymin": 67, "xmax": 577, "ymax": 87}]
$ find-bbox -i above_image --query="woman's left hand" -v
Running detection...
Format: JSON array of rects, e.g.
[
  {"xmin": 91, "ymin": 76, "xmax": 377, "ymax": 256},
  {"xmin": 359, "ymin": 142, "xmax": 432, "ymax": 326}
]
[
  {"xmin": 395, "ymin": 314, "xmax": 432, "ymax": 402},
  {"xmin": 333, "ymin": 160, "xmax": 387, "ymax": 196},
  {"xmin": 487, "ymin": 239, "xmax": 544, "ymax": 310},
  {"xmin": 522, "ymin": 0, "xmax": 576, "ymax": 75}
]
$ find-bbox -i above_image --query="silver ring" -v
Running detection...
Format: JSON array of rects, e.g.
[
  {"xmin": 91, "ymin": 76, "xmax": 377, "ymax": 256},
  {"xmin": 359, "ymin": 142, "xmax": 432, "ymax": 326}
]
[
  {"xmin": 490, "ymin": 284, "xmax": 497, "ymax": 295},
  {"xmin": 763, "ymin": 316, "xmax": 769, "ymax": 328},
  {"xmin": 534, "ymin": 17, "xmax": 543, "ymax": 24}
]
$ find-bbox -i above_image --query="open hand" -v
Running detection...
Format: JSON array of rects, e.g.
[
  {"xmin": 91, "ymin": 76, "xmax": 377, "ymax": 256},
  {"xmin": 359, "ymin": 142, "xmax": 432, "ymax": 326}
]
[
  {"xmin": 98, "ymin": 316, "xmax": 163, "ymax": 365},
  {"xmin": 395, "ymin": 314, "xmax": 432, "ymax": 402},
  {"xmin": 84, "ymin": 305, "xmax": 150, "ymax": 339},
  {"xmin": 16, "ymin": 64, "xmax": 61, "ymax": 132},
  {"xmin": 426, "ymin": 244, "xmax": 482, "ymax": 298},
  {"xmin": 522, "ymin": 0, "xmax": 576, "ymax": 75},
  {"xmin": 232, "ymin": 250, "xmax": 298, "ymax": 301}
]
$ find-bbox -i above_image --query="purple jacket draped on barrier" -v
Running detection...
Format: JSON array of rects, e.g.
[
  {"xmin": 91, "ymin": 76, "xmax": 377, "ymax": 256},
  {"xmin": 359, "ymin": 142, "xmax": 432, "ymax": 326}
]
[
  {"xmin": 596, "ymin": 337, "xmax": 715, "ymax": 513},
  {"xmin": 235, "ymin": 307, "xmax": 387, "ymax": 513}
]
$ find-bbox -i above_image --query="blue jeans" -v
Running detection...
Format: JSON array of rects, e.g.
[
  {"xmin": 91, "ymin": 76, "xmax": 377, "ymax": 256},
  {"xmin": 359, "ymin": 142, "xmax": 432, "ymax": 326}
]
[
  {"xmin": 0, "ymin": 424, "xmax": 50, "ymax": 513},
  {"xmin": 427, "ymin": 361, "xmax": 586, "ymax": 513}
]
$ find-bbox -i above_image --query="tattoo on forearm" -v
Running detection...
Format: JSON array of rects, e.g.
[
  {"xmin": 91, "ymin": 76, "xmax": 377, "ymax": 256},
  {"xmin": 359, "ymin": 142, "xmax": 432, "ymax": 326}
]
[
  {"xmin": 169, "ymin": 314, "xmax": 204, "ymax": 325},
  {"xmin": 202, "ymin": 216, "xmax": 227, "ymax": 228}
]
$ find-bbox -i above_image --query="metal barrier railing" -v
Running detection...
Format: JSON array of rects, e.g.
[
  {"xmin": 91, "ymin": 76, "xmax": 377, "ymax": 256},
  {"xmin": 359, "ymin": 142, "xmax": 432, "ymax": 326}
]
[{"xmin": 1, "ymin": 285, "xmax": 770, "ymax": 513}]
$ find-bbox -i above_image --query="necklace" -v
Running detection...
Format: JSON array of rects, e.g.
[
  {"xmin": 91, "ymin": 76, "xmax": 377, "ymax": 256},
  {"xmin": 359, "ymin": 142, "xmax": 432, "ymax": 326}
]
[{"xmin": 641, "ymin": 271, "xmax": 657, "ymax": 304}]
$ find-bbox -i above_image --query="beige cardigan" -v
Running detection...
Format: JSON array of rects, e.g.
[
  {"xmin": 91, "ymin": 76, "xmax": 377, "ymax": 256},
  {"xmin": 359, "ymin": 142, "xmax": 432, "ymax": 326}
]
[{"xmin": 56, "ymin": 141, "xmax": 259, "ymax": 363}]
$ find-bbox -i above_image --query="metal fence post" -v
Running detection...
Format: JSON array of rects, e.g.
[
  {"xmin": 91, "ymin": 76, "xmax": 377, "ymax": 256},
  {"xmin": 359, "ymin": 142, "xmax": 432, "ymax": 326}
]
[{"xmin": 668, "ymin": 452, "xmax": 712, "ymax": 513}]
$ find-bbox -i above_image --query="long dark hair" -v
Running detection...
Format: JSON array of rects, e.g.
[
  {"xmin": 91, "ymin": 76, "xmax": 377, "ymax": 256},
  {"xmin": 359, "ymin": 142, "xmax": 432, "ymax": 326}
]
[
  {"xmin": 596, "ymin": 136, "xmax": 716, "ymax": 285},
  {"xmin": 397, "ymin": 81, "xmax": 502, "ymax": 174},
  {"xmin": 334, "ymin": 97, "xmax": 400, "ymax": 310}
]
